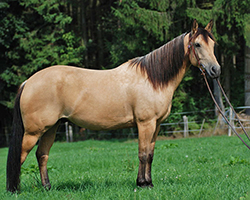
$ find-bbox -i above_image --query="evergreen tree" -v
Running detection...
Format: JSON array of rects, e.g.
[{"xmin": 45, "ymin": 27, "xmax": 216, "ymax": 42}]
[
  {"xmin": 0, "ymin": 0, "xmax": 85, "ymax": 107},
  {"xmin": 0, "ymin": 0, "xmax": 250, "ymax": 141}
]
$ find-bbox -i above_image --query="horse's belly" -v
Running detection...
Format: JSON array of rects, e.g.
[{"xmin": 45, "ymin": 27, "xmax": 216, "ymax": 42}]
[
  {"xmin": 67, "ymin": 99, "xmax": 135, "ymax": 130},
  {"xmin": 68, "ymin": 114, "xmax": 135, "ymax": 130}
]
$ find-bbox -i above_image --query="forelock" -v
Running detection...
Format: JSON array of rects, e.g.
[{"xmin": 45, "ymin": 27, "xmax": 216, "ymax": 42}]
[{"xmin": 191, "ymin": 28, "xmax": 215, "ymax": 43}]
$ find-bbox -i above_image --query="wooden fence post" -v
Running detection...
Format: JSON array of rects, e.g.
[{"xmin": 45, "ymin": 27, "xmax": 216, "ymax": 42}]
[
  {"xmin": 69, "ymin": 124, "xmax": 73, "ymax": 142},
  {"xmin": 129, "ymin": 128, "xmax": 134, "ymax": 138},
  {"xmin": 65, "ymin": 121, "xmax": 69, "ymax": 142},
  {"xmin": 228, "ymin": 107, "xmax": 233, "ymax": 136},
  {"xmin": 199, "ymin": 119, "xmax": 205, "ymax": 136},
  {"xmin": 183, "ymin": 115, "xmax": 188, "ymax": 137}
]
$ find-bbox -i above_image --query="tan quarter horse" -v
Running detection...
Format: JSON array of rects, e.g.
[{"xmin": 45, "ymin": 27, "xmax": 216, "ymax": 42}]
[{"xmin": 7, "ymin": 20, "xmax": 221, "ymax": 192}]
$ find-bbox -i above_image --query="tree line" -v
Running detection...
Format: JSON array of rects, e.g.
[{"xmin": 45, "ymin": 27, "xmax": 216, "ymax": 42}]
[{"xmin": 0, "ymin": 0, "xmax": 250, "ymax": 144}]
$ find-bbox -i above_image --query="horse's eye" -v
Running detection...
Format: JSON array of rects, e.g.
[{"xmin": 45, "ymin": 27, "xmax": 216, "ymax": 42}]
[{"xmin": 195, "ymin": 43, "xmax": 201, "ymax": 48}]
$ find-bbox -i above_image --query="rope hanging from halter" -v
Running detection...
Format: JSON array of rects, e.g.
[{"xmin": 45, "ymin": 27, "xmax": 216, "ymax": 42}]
[{"xmin": 188, "ymin": 39, "xmax": 250, "ymax": 150}]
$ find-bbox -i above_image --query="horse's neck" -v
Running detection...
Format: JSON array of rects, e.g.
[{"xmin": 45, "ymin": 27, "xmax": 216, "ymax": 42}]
[
  {"xmin": 170, "ymin": 34, "xmax": 191, "ymax": 90},
  {"xmin": 168, "ymin": 57, "xmax": 190, "ymax": 92}
]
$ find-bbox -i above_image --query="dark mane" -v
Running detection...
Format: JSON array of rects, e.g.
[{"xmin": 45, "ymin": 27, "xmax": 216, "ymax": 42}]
[{"xmin": 129, "ymin": 33, "xmax": 186, "ymax": 89}]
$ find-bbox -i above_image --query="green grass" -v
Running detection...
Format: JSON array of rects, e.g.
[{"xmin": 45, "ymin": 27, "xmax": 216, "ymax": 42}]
[{"xmin": 1, "ymin": 135, "xmax": 250, "ymax": 199}]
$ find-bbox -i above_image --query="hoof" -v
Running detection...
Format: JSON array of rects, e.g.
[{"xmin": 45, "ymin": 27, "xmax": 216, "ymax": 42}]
[
  {"xmin": 43, "ymin": 183, "xmax": 51, "ymax": 190},
  {"xmin": 136, "ymin": 179, "xmax": 154, "ymax": 188}
]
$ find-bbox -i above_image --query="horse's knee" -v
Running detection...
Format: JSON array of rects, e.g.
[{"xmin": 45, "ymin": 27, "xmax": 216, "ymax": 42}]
[
  {"xmin": 138, "ymin": 151, "xmax": 153, "ymax": 163},
  {"xmin": 138, "ymin": 152, "xmax": 147, "ymax": 163}
]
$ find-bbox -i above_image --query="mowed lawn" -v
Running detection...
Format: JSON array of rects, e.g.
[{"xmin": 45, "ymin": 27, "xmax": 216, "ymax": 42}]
[{"xmin": 1, "ymin": 135, "xmax": 250, "ymax": 200}]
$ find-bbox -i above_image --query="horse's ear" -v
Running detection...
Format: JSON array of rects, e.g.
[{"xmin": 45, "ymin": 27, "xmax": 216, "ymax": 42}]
[
  {"xmin": 191, "ymin": 19, "xmax": 198, "ymax": 34},
  {"xmin": 205, "ymin": 20, "xmax": 213, "ymax": 32}
]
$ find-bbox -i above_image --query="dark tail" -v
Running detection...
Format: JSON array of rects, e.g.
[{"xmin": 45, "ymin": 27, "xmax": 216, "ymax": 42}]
[{"xmin": 6, "ymin": 83, "xmax": 25, "ymax": 193}]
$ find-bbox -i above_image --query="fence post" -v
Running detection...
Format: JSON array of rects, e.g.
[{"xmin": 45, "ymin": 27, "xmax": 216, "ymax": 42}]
[
  {"xmin": 65, "ymin": 121, "xmax": 69, "ymax": 142},
  {"xmin": 4, "ymin": 126, "xmax": 9, "ymax": 145},
  {"xmin": 183, "ymin": 115, "xmax": 188, "ymax": 137},
  {"xmin": 69, "ymin": 124, "xmax": 73, "ymax": 142},
  {"xmin": 228, "ymin": 107, "xmax": 233, "ymax": 136},
  {"xmin": 199, "ymin": 119, "xmax": 205, "ymax": 136},
  {"xmin": 129, "ymin": 128, "xmax": 134, "ymax": 138}
]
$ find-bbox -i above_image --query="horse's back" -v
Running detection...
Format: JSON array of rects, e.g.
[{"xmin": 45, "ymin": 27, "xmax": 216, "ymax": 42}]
[
  {"xmin": 20, "ymin": 65, "xmax": 136, "ymax": 130},
  {"xmin": 20, "ymin": 64, "xmax": 173, "ymax": 132}
]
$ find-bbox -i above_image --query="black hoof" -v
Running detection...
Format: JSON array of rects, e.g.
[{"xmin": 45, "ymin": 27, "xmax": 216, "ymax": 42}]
[
  {"xmin": 43, "ymin": 183, "xmax": 51, "ymax": 190},
  {"xmin": 136, "ymin": 179, "xmax": 154, "ymax": 188}
]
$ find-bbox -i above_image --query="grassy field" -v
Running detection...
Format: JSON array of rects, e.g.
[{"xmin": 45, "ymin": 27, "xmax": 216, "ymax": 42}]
[{"xmin": 1, "ymin": 135, "xmax": 250, "ymax": 200}]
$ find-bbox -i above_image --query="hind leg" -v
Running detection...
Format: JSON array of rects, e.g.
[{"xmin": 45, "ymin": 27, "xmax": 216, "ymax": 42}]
[
  {"xmin": 36, "ymin": 122, "xmax": 60, "ymax": 190},
  {"xmin": 21, "ymin": 134, "xmax": 40, "ymax": 165}
]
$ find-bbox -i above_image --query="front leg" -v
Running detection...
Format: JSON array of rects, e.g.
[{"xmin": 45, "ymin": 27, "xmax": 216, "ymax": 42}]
[
  {"xmin": 136, "ymin": 121, "xmax": 160, "ymax": 187},
  {"xmin": 137, "ymin": 150, "xmax": 154, "ymax": 187}
]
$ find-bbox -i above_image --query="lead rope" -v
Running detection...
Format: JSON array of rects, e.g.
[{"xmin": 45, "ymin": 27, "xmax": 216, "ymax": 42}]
[
  {"xmin": 216, "ymin": 79, "xmax": 250, "ymax": 141},
  {"xmin": 200, "ymin": 68, "xmax": 250, "ymax": 150},
  {"xmin": 189, "ymin": 41, "xmax": 250, "ymax": 149}
]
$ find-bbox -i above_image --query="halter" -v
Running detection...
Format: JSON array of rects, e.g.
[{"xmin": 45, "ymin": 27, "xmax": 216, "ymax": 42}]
[
  {"xmin": 187, "ymin": 36, "xmax": 250, "ymax": 150},
  {"xmin": 187, "ymin": 39, "xmax": 205, "ymax": 73}
]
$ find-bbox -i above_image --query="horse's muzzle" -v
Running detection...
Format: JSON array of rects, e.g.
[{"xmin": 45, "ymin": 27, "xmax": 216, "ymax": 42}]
[{"xmin": 206, "ymin": 65, "xmax": 221, "ymax": 79}]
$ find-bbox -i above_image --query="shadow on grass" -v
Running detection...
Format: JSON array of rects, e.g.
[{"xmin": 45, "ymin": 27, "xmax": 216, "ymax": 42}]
[
  {"xmin": 53, "ymin": 179, "xmax": 136, "ymax": 191},
  {"xmin": 53, "ymin": 180, "xmax": 93, "ymax": 191}
]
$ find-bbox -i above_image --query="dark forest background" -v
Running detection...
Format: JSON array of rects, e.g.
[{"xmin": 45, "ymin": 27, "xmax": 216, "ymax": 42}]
[{"xmin": 1, "ymin": 0, "xmax": 250, "ymax": 145}]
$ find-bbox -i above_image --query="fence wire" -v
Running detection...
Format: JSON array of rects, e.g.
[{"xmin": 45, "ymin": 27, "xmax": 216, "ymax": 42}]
[{"xmin": 1, "ymin": 107, "xmax": 250, "ymax": 146}]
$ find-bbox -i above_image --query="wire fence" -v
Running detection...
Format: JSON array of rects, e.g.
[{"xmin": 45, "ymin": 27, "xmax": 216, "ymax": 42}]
[
  {"xmin": 54, "ymin": 106, "xmax": 250, "ymax": 142},
  {"xmin": 1, "ymin": 106, "xmax": 250, "ymax": 146}
]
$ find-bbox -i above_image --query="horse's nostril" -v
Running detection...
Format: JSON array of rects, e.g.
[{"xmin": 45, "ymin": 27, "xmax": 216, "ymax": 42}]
[
  {"xmin": 211, "ymin": 66, "xmax": 216, "ymax": 74},
  {"xmin": 211, "ymin": 66, "xmax": 221, "ymax": 77}
]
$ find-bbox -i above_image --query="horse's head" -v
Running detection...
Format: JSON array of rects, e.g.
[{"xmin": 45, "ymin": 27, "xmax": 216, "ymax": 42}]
[{"xmin": 188, "ymin": 20, "xmax": 221, "ymax": 78}]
